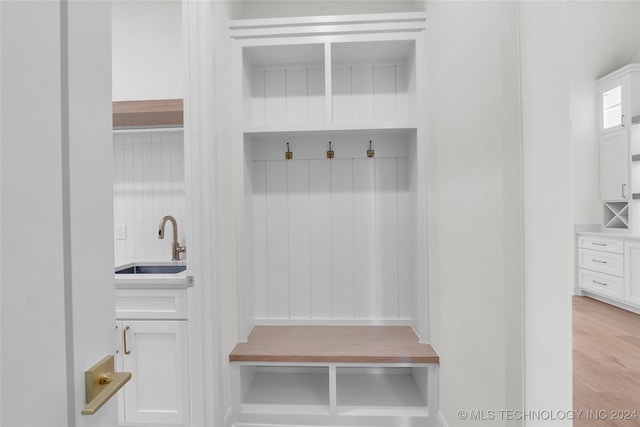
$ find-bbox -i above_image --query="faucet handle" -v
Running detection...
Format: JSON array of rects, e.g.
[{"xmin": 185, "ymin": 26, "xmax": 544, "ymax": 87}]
[{"xmin": 172, "ymin": 243, "xmax": 186, "ymax": 261}]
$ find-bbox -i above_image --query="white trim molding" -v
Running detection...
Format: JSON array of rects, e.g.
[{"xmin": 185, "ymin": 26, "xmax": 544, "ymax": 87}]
[{"xmin": 183, "ymin": 1, "xmax": 223, "ymax": 426}]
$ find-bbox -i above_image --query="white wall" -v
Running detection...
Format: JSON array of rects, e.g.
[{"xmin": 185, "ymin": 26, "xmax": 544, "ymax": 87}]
[
  {"xmin": 425, "ymin": 2, "xmax": 523, "ymax": 426},
  {"xmin": 520, "ymin": 3, "xmax": 573, "ymax": 425},
  {"xmin": 112, "ymin": 0, "xmax": 182, "ymax": 101}
]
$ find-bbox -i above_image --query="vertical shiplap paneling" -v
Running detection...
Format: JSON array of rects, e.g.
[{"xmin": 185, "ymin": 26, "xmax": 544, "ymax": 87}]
[
  {"xmin": 286, "ymin": 68, "xmax": 307, "ymax": 125},
  {"xmin": 331, "ymin": 158, "xmax": 356, "ymax": 318},
  {"xmin": 307, "ymin": 67, "xmax": 325, "ymax": 124},
  {"xmin": 395, "ymin": 64, "xmax": 408, "ymax": 123},
  {"xmin": 252, "ymin": 160, "xmax": 269, "ymax": 319},
  {"xmin": 113, "ymin": 133, "xmax": 127, "ymax": 258},
  {"xmin": 331, "ymin": 66, "xmax": 351, "ymax": 125},
  {"xmin": 113, "ymin": 130, "xmax": 185, "ymax": 262},
  {"xmin": 251, "ymin": 69, "xmax": 266, "ymax": 127},
  {"xmin": 352, "ymin": 65, "xmax": 374, "ymax": 124},
  {"xmin": 265, "ymin": 69, "xmax": 286, "ymax": 125},
  {"xmin": 249, "ymin": 66, "xmax": 325, "ymax": 128},
  {"xmin": 353, "ymin": 158, "xmax": 376, "ymax": 318},
  {"xmin": 309, "ymin": 159, "xmax": 333, "ymax": 318},
  {"xmin": 133, "ymin": 136, "xmax": 145, "ymax": 260},
  {"xmin": 141, "ymin": 133, "xmax": 154, "ymax": 258},
  {"xmin": 397, "ymin": 157, "xmax": 411, "ymax": 318},
  {"xmin": 265, "ymin": 161, "xmax": 290, "ymax": 318},
  {"xmin": 331, "ymin": 62, "xmax": 410, "ymax": 125},
  {"xmin": 375, "ymin": 157, "xmax": 399, "ymax": 319},
  {"xmin": 250, "ymin": 138, "xmax": 412, "ymax": 322},
  {"xmin": 288, "ymin": 160, "xmax": 312, "ymax": 319},
  {"xmin": 373, "ymin": 64, "xmax": 396, "ymax": 124}
]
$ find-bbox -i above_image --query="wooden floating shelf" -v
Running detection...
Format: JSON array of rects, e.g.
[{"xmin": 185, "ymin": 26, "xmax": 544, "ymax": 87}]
[{"xmin": 113, "ymin": 99, "xmax": 183, "ymax": 129}]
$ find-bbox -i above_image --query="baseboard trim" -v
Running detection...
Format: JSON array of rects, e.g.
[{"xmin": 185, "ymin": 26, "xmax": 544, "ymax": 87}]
[{"xmin": 437, "ymin": 411, "xmax": 449, "ymax": 427}]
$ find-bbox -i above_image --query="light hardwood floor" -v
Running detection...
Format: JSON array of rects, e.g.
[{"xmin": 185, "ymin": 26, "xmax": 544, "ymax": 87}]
[{"xmin": 573, "ymin": 296, "xmax": 640, "ymax": 427}]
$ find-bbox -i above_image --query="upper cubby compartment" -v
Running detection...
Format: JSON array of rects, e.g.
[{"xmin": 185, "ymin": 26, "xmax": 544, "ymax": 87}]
[
  {"xmin": 232, "ymin": 12, "xmax": 425, "ymax": 133},
  {"xmin": 331, "ymin": 40, "xmax": 416, "ymax": 127},
  {"xmin": 242, "ymin": 44, "xmax": 326, "ymax": 129}
]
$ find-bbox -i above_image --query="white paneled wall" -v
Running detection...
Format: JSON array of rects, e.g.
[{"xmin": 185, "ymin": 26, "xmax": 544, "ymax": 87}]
[
  {"xmin": 249, "ymin": 137, "xmax": 413, "ymax": 322},
  {"xmin": 113, "ymin": 129, "xmax": 185, "ymax": 261},
  {"xmin": 332, "ymin": 64, "xmax": 410, "ymax": 125},
  {"xmin": 250, "ymin": 66, "xmax": 326, "ymax": 127}
]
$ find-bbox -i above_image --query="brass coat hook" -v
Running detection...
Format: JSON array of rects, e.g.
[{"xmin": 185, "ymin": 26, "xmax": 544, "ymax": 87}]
[
  {"xmin": 285, "ymin": 142, "xmax": 293, "ymax": 160},
  {"xmin": 327, "ymin": 141, "xmax": 334, "ymax": 159}
]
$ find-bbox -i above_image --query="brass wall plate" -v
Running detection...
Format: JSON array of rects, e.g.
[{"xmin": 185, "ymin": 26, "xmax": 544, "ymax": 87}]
[
  {"xmin": 85, "ymin": 355, "xmax": 114, "ymax": 404},
  {"xmin": 82, "ymin": 355, "xmax": 131, "ymax": 415}
]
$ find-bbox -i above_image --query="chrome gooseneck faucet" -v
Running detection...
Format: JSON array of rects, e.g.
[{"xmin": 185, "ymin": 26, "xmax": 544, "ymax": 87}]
[{"xmin": 158, "ymin": 215, "xmax": 186, "ymax": 261}]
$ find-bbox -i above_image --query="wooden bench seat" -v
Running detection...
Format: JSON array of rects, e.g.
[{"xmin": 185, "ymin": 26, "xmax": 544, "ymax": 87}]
[{"xmin": 229, "ymin": 325, "xmax": 439, "ymax": 364}]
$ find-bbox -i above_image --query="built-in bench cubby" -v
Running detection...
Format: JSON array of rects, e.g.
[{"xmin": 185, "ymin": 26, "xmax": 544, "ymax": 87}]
[
  {"xmin": 230, "ymin": 326, "xmax": 439, "ymax": 427},
  {"xmin": 230, "ymin": 12, "xmax": 437, "ymax": 427}
]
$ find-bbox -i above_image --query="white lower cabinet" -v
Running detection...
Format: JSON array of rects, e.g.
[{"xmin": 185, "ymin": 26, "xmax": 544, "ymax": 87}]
[
  {"xmin": 625, "ymin": 241, "xmax": 640, "ymax": 306},
  {"xmin": 577, "ymin": 233, "xmax": 640, "ymax": 312},
  {"xmin": 115, "ymin": 289, "xmax": 190, "ymax": 426}
]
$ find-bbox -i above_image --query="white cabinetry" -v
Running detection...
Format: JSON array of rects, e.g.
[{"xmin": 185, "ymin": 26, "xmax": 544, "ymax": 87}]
[
  {"xmin": 597, "ymin": 64, "xmax": 640, "ymax": 134},
  {"xmin": 597, "ymin": 65, "xmax": 640, "ymax": 232},
  {"xmin": 600, "ymin": 129, "xmax": 629, "ymax": 202},
  {"xmin": 576, "ymin": 233, "xmax": 640, "ymax": 313},
  {"xmin": 577, "ymin": 235, "xmax": 624, "ymax": 301},
  {"xmin": 115, "ymin": 289, "xmax": 190, "ymax": 426}
]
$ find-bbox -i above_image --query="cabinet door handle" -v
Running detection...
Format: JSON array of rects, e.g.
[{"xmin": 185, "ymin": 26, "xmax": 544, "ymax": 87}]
[
  {"xmin": 593, "ymin": 259, "xmax": 607, "ymax": 264},
  {"xmin": 622, "ymin": 114, "xmax": 625, "ymax": 127},
  {"xmin": 593, "ymin": 280, "xmax": 608, "ymax": 286},
  {"xmin": 623, "ymin": 184, "xmax": 627, "ymax": 198},
  {"xmin": 123, "ymin": 326, "xmax": 131, "ymax": 355},
  {"xmin": 592, "ymin": 242, "xmax": 607, "ymax": 246}
]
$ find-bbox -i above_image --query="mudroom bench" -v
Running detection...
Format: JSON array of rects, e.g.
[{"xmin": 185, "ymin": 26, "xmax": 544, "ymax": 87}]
[{"xmin": 229, "ymin": 325, "xmax": 440, "ymax": 427}]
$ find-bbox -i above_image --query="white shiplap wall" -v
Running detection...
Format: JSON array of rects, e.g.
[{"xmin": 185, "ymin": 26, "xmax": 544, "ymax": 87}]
[
  {"xmin": 113, "ymin": 129, "xmax": 185, "ymax": 261},
  {"xmin": 249, "ymin": 136, "xmax": 413, "ymax": 322}
]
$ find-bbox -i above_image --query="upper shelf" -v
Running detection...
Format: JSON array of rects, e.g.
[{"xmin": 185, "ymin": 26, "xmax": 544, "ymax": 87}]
[{"xmin": 113, "ymin": 99, "xmax": 183, "ymax": 129}]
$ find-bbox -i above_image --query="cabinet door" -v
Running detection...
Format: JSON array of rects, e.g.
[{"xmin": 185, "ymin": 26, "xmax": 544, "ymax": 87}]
[
  {"xmin": 121, "ymin": 321, "xmax": 190, "ymax": 426},
  {"xmin": 625, "ymin": 241, "xmax": 640, "ymax": 307},
  {"xmin": 600, "ymin": 128, "xmax": 629, "ymax": 201},
  {"xmin": 599, "ymin": 75, "xmax": 629, "ymax": 133}
]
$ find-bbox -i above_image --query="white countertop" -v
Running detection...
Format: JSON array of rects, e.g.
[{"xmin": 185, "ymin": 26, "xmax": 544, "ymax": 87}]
[
  {"xmin": 114, "ymin": 260, "xmax": 192, "ymax": 289},
  {"xmin": 576, "ymin": 224, "xmax": 640, "ymax": 240}
]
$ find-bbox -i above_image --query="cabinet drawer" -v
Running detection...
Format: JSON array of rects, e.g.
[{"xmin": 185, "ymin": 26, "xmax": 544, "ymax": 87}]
[
  {"xmin": 116, "ymin": 289, "xmax": 187, "ymax": 320},
  {"xmin": 578, "ymin": 268, "xmax": 624, "ymax": 300},
  {"xmin": 577, "ymin": 236, "xmax": 623, "ymax": 254},
  {"xmin": 578, "ymin": 248, "xmax": 623, "ymax": 277}
]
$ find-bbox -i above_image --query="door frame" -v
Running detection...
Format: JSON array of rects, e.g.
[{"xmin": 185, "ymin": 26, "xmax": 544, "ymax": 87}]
[{"xmin": 183, "ymin": 1, "xmax": 225, "ymax": 425}]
